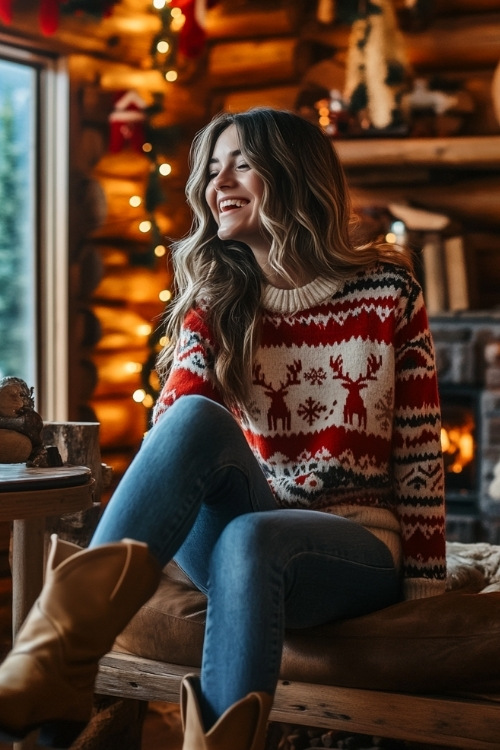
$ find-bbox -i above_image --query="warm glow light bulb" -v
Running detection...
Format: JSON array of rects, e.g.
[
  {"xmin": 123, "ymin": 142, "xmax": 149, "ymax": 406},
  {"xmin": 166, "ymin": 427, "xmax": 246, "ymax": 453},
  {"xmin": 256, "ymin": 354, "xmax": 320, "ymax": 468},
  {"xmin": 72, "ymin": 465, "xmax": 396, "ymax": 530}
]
[
  {"xmin": 124, "ymin": 361, "xmax": 142, "ymax": 374},
  {"xmin": 159, "ymin": 289, "xmax": 172, "ymax": 302},
  {"xmin": 159, "ymin": 162, "xmax": 172, "ymax": 176},
  {"xmin": 154, "ymin": 244, "xmax": 167, "ymax": 257},
  {"xmin": 137, "ymin": 324, "xmax": 152, "ymax": 336},
  {"xmin": 157, "ymin": 40, "xmax": 170, "ymax": 54},
  {"xmin": 153, "ymin": 0, "xmax": 166, "ymax": 9},
  {"xmin": 142, "ymin": 142, "xmax": 153, "ymax": 153},
  {"xmin": 133, "ymin": 389, "xmax": 146, "ymax": 403},
  {"xmin": 143, "ymin": 394, "xmax": 154, "ymax": 409},
  {"xmin": 165, "ymin": 70, "xmax": 178, "ymax": 82},
  {"xmin": 129, "ymin": 195, "xmax": 142, "ymax": 207},
  {"xmin": 385, "ymin": 232, "xmax": 397, "ymax": 244},
  {"xmin": 159, "ymin": 335, "xmax": 169, "ymax": 347},
  {"xmin": 139, "ymin": 220, "xmax": 152, "ymax": 233}
]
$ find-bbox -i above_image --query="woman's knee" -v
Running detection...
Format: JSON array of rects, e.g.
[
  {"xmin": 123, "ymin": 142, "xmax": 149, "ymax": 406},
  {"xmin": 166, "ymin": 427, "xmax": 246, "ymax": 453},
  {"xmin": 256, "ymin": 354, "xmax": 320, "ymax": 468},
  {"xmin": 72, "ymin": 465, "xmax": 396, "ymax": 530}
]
[
  {"xmin": 210, "ymin": 512, "xmax": 281, "ymax": 579},
  {"xmin": 150, "ymin": 395, "xmax": 240, "ymax": 451}
]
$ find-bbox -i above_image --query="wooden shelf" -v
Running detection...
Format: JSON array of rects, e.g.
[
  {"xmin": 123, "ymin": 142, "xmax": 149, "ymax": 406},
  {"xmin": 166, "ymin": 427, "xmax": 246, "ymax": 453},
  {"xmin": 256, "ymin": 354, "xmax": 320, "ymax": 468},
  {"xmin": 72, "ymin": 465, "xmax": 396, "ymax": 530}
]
[{"xmin": 335, "ymin": 135, "xmax": 500, "ymax": 170}]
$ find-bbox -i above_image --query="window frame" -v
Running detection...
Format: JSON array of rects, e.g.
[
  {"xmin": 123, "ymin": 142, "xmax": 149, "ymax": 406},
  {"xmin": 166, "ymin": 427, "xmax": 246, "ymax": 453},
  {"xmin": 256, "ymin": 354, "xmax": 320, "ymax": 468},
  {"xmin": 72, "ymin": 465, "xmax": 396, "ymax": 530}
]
[{"xmin": 0, "ymin": 36, "xmax": 69, "ymax": 419}]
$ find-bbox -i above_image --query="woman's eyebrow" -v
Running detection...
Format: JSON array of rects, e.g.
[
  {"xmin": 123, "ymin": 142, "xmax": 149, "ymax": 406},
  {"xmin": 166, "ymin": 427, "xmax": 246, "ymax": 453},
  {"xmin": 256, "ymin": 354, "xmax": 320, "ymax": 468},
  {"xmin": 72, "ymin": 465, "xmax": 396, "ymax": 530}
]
[{"xmin": 208, "ymin": 149, "xmax": 242, "ymax": 164}]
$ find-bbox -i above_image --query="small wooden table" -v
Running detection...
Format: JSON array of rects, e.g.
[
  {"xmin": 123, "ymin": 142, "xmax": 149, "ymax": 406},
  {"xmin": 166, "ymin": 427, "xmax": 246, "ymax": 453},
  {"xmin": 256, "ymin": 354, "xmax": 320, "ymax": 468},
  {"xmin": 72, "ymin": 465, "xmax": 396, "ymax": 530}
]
[{"xmin": 0, "ymin": 463, "xmax": 94, "ymax": 637}]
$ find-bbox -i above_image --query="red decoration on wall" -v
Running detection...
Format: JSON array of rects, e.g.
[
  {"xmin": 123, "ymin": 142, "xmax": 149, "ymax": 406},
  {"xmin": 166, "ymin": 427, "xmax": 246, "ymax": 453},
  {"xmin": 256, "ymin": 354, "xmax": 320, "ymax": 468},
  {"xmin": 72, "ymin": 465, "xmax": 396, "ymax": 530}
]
[
  {"xmin": 0, "ymin": 0, "xmax": 12, "ymax": 24},
  {"xmin": 172, "ymin": 0, "xmax": 218, "ymax": 59},
  {"xmin": 40, "ymin": 0, "xmax": 59, "ymax": 34},
  {"xmin": 108, "ymin": 91, "xmax": 147, "ymax": 154}
]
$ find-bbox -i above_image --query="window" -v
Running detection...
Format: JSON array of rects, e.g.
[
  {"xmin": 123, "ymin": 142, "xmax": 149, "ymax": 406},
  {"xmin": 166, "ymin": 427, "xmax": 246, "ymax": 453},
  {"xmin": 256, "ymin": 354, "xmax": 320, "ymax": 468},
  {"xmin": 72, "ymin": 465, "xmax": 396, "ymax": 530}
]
[{"xmin": 0, "ymin": 41, "xmax": 69, "ymax": 419}]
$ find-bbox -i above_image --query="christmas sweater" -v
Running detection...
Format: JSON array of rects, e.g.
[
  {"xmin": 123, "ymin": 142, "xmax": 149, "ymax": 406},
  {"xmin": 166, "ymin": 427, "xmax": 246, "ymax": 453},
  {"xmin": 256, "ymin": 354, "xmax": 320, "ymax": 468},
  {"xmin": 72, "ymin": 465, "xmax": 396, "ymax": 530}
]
[{"xmin": 153, "ymin": 263, "xmax": 446, "ymax": 600}]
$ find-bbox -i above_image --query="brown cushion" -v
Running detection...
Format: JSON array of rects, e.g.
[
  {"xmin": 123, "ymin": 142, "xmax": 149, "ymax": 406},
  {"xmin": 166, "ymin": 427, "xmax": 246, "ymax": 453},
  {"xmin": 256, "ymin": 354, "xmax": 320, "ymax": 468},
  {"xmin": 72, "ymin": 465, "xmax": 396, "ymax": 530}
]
[{"xmin": 115, "ymin": 561, "xmax": 500, "ymax": 694}]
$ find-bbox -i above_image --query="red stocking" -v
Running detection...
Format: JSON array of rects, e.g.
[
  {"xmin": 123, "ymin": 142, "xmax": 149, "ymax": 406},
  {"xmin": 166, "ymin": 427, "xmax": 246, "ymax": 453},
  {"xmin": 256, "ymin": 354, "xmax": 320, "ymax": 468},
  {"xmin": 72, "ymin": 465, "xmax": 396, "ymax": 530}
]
[
  {"xmin": 0, "ymin": 0, "xmax": 12, "ymax": 25},
  {"xmin": 40, "ymin": 0, "xmax": 60, "ymax": 35}
]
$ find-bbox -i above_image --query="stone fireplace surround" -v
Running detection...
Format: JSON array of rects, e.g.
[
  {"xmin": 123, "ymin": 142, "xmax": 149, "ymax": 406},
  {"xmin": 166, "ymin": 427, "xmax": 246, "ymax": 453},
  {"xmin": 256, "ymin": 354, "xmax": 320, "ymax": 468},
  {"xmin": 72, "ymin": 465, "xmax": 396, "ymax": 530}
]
[{"xmin": 430, "ymin": 311, "xmax": 500, "ymax": 543}]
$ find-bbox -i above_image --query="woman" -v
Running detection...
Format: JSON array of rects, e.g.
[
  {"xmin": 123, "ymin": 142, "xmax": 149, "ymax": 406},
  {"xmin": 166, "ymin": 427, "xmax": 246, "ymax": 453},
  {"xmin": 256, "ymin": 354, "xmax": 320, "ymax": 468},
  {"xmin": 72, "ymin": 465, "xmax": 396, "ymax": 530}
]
[{"xmin": 0, "ymin": 108, "xmax": 446, "ymax": 750}]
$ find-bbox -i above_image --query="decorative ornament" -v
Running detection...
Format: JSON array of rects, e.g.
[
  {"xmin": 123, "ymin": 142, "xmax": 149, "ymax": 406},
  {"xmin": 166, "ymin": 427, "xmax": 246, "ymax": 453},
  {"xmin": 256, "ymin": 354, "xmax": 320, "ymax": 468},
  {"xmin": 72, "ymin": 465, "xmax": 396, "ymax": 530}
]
[
  {"xmin": 108, "ymin": 90, "xmax": 147, "ymax": 155},
  {"xmin": 171, "ymin": 0, "xmax": 216, "ymax": 59},
  {"xmin": 39, "ymin": 0, "xmax": 59, "ymax": 34},
  {"xmin": 0, "ymin": 0, "xmax": 12, "ymax": 25},
  {"xmin": 344, "ymin": 0, "xmax": 409, "ymax": 130},
  {"xmin": 0, "ymin": 376, "xmax": 62, "ymax": 466}
]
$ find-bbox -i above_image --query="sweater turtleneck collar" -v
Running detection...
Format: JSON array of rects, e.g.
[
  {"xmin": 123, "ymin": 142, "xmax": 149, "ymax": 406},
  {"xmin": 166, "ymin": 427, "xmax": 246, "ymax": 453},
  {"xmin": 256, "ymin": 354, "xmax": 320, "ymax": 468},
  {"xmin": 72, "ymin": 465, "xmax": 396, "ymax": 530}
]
[{"xmin": 261, "ymin": 277, "xmax": 340, "ymax": 314}]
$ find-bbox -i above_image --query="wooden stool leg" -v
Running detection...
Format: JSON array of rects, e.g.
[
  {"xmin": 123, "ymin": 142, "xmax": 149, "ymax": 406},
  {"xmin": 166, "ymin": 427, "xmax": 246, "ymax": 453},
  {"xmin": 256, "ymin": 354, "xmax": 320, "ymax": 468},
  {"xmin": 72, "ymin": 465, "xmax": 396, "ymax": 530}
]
[
  {"xmin": 11, "ymin": 518, "xmax": 46, "ymax": 749},
  {"xmin": 11, "ymin": 518, "xmax": 45, "ymax": 638}
]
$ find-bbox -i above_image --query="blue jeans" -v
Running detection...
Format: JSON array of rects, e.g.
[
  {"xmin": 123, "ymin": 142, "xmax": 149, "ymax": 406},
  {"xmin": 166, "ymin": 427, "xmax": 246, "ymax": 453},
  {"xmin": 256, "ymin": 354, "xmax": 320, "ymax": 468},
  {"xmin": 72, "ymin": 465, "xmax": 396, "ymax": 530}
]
[{"xmin": 91, "ymin": 395, "xmax": 400, "ymax": 727}]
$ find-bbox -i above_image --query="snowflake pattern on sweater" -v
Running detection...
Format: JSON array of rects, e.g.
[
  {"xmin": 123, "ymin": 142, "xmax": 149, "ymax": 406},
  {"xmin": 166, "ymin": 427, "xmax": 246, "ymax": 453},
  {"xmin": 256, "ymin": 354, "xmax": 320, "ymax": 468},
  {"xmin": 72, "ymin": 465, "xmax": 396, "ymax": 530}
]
[{"xmin": 153, "ymin": 263, "xmax": 446, "ymax": 598}]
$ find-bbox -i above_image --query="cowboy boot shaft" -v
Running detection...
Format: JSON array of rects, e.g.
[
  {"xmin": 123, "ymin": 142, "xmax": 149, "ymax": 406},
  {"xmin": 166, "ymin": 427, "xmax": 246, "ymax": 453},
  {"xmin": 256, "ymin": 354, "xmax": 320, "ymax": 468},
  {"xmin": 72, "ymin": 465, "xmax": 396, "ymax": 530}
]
[{"xmin": 0, "ymin": 535, "xmax": 161, "ymax": 746}]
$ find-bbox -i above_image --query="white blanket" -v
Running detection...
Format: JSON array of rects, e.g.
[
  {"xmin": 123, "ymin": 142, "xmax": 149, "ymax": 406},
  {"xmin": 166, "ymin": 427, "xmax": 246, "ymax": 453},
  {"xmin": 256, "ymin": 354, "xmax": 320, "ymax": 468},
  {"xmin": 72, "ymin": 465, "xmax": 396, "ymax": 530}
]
[{"xmin": 446, "ymin": 541, "xmax": 500, "ymax": 593}]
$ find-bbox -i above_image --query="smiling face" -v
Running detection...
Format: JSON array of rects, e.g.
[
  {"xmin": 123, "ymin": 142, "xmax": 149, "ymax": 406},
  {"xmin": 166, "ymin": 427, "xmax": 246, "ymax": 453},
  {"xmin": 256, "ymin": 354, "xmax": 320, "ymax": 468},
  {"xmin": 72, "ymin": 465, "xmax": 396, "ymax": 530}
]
[{"xmin": 205, "ymin": 124, "xmax": 270, "ymax": 264}]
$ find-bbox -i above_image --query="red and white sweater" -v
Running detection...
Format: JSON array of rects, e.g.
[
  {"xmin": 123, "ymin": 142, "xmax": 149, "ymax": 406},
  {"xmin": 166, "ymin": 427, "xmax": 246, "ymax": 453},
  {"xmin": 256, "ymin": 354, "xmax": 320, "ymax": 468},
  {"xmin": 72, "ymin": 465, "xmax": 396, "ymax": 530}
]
[{"xmin": 154, "ymin": 263, "xmax": 446, "ymax": 600}]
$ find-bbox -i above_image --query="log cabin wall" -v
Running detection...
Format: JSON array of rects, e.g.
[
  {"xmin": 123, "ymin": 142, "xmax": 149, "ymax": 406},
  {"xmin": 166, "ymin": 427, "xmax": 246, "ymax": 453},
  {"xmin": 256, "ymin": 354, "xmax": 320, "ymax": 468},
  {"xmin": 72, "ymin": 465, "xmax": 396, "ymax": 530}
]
[{"xmin": 1, "ymin": 0, "xmax": 499, "ymax": 491}]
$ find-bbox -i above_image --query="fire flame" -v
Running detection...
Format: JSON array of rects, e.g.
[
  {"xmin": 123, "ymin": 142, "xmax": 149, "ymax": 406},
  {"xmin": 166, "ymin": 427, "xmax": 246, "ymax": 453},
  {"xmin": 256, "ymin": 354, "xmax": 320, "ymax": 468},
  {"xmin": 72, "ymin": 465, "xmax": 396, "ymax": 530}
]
[{"xmin": 441, "ymin": 425, "xmax": 474, "ymax": 474}]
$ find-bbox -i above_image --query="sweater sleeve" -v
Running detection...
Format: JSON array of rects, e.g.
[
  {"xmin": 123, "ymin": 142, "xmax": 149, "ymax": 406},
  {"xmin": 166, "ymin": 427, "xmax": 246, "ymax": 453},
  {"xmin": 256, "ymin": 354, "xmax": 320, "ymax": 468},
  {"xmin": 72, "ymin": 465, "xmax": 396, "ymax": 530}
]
[
  {"xmin": 392, "ymin": 276, "xmax": 446, "ymax": 600},
  {"xmin": 152, "ymin": 308, "xmax": 224, "ymax": 424}
]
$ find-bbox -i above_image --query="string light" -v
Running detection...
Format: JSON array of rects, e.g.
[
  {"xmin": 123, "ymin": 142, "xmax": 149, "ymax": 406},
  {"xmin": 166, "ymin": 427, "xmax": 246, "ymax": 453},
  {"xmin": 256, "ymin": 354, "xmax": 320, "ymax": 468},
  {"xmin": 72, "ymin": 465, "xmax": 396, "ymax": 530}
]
[
  {"xmin": 137, "ymin": 324, "xmax": 152, "ymax": 337},
  {"xmin": 139, "ymin": 220, "xmax": 152, "ymax": 233},
  {"xmin": 124, "ymin": 0, "xmax": 181, "ymax": 411}
]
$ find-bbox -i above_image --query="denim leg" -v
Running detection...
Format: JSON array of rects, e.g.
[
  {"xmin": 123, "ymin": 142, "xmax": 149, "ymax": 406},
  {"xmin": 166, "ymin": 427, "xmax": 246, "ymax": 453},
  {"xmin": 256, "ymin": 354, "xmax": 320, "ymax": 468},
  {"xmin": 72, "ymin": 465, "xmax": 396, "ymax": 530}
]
[
  {"xmin": 90, "ymin": 395, "xmax": 276, "ymax": 573},
  {"xmin": 200, "ymin": 509, "xmax": 400, "ymax": 727}
]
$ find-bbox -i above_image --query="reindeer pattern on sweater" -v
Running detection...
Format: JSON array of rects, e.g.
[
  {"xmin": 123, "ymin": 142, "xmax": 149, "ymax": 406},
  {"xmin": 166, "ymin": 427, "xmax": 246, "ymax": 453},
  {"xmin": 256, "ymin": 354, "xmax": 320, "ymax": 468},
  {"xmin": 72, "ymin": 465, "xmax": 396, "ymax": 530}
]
[{"xmin": 154, "ymin": 263, "xmax": 446, "ymax": 599}]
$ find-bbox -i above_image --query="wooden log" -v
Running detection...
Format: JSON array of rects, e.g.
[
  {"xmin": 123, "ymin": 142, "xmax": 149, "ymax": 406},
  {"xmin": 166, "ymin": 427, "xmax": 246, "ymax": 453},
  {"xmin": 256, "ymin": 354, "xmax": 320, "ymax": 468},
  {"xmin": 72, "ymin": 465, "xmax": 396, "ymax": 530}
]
[
  {"xmin": 349, "ymin": 176, "xmax": 500, "ymax": 228},
  {"xmin": 42, "ymin": 421, "xmax": 103, "ymax": 546},
  {"xmin": 208, "ymin": 38, "xmax": 297, "ymax": 88},
  {"xmin": 91, "ymin": 398, "xmax": 147, "ymax": 449},
  {"xmin": 92, "ymin": 266, "xmax": 170, "ymax": 306},
  {"xmin": 221, "ymin": 85, "xmax": 299, "ymax": 114},
  {"xmin": 335, "ymin": 136, "xmax": 500, "ymax": 169},
  {"xmin": 206, "ymin": 6, "xmax": 293, "ymax": 39},
  {"xmin": 92, "ymin": 351, "xmax": 146, "ymax": 399},
  {"xmin": 91, "ymin": 212, "xmax": 173, "ymax": 244},
  {"xmin": 93, "ymin": 152, "xmax": 152, "ymax": 181},
  {"xmin": 93, "ymin": 305, "xmax": 156, "ymax": 352}
]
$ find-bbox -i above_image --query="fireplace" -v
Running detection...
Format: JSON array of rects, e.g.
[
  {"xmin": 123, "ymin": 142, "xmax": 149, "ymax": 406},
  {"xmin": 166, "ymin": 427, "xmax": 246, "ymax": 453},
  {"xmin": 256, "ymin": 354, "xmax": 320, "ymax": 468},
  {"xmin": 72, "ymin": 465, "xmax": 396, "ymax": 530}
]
[
  {"xmin": 430, "ymin": 312, "xmax": 500, "ymax": 543},
  {"xmin": 439, "ymin": 384, "xmax": 480, "ymax": 538}
]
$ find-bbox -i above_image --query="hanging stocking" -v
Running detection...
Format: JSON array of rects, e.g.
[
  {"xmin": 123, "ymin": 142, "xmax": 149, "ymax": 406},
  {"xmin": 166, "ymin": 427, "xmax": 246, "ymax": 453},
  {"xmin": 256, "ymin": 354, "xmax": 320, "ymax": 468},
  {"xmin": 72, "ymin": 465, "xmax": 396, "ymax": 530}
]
[
  {"xmin": 0, "ymin": 0, "xmax": 12, "ymax": 25},
  {"xmin": 40, "ymin": 0, "xmax": 60, "ymax": 35}
]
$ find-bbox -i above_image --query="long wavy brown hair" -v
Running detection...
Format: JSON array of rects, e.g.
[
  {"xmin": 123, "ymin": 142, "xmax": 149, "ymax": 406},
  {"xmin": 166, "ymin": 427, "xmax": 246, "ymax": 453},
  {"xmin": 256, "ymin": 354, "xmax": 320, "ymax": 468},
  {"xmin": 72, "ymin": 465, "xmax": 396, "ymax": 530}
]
[{"xmin": 156, "ymin": 108, "xmax": 413, "ymax": 409}]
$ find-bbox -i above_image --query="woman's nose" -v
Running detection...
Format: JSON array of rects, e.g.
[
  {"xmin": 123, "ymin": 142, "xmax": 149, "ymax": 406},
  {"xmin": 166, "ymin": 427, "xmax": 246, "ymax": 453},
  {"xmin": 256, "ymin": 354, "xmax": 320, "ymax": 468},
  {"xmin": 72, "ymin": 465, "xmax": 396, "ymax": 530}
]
[{"xmin": 213, "ymin": 166, "xmax": 235, "ymax": 189}]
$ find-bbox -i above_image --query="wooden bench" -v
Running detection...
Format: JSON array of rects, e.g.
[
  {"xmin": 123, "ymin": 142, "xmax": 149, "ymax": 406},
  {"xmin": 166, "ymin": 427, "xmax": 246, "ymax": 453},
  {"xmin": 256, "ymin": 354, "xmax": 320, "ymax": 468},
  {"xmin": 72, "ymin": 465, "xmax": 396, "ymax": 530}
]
[
  {"xmin": 95, "ymin": 650, "xmax": 500, "ymax": 749},
  {"xmin": 88, "ymin": 552, "xmax": 500, "ymax": 750}
]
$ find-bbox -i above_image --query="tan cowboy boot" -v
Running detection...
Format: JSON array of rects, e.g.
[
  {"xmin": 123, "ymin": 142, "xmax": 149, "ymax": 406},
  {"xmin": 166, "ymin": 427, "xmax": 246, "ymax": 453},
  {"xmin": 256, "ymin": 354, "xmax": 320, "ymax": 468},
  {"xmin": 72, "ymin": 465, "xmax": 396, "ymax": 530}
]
[
  {"xmin": 181, "ymin": 673, "xmax": 273, "ymax": 750},
  {"xmin": 0, "ymin": 534, "xmax": 161, "ymax": 748}
]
